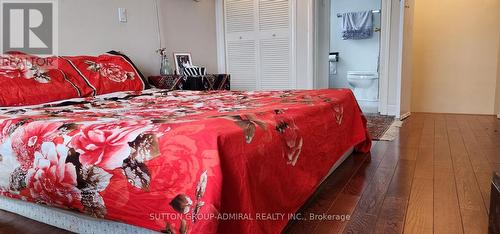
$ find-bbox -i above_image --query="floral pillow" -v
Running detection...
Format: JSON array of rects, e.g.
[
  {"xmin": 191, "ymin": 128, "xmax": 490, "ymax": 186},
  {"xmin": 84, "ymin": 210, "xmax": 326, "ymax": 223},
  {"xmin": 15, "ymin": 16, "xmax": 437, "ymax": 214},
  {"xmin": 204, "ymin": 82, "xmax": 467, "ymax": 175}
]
[
  {"xmin": 61, "ymin": 51, "xmax": 148, "ymax": 96},
  {"xmin": 0, "ymin": 53, "xmax": 84, "ymax": 107},
  {"xmin": 0, "ymin": 52, "xmax": 148, "ymax": 107}
]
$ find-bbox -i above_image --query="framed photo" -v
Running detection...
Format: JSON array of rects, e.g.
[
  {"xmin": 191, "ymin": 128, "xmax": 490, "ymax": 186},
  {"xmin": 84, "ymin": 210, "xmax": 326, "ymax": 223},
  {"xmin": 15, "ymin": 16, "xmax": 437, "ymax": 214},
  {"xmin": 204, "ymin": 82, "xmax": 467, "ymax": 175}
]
[{"xmin": 173, "ymin": 53, "xmax": 193, "ymax": 74}]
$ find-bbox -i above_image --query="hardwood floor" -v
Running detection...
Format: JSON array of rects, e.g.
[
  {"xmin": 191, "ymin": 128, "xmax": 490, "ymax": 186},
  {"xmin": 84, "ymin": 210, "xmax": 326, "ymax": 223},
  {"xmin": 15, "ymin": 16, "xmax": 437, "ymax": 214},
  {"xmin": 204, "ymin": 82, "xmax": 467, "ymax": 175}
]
[
  {"xmin": 0, "ymin": 113, "xmax": 498, "ymax": 234},
  {"xmin": 0, "ymin": 209, "xmax": 69, "ymax": 234},
  {"xmin": 285, "ymin": 113, "xmax": 499, "ymax": 234}
]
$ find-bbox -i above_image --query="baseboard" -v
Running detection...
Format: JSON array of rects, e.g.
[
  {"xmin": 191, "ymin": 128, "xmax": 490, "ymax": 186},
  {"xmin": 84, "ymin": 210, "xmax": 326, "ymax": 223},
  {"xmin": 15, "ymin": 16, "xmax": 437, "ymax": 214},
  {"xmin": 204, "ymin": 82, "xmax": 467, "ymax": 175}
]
[
  {"xmin": 399, "ymin": 112, "xmax": 411, "ymax": 120},
  {"xmin": 386, "ymin": 104, "xmax": 398, "ymax": 116}
]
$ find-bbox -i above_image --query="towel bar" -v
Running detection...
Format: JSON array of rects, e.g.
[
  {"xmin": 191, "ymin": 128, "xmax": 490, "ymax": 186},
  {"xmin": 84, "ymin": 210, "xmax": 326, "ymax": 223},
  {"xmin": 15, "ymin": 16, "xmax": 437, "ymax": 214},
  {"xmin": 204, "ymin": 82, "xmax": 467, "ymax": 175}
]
[{"xmin": 337, "ymin": 9, "xmax": 381, "ymax": 18}]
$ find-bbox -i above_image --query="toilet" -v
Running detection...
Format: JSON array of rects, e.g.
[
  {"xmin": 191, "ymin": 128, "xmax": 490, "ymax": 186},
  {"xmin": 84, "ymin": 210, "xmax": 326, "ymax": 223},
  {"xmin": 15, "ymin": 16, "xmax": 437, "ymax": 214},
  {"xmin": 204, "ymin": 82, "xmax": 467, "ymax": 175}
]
[{"xmin": 347, "ymin": 71, "xmax": 379, "ymax": 101}]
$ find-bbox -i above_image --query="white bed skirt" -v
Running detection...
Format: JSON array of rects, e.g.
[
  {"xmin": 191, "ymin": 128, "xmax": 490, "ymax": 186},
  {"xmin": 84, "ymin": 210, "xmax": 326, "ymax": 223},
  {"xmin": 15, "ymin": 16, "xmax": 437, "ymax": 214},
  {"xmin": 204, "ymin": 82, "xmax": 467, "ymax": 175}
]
[
  {"xmin": 0, "ymin": 197, "xmax": 156, "ymax": 234},
  {"xmin": 0, "ymin": 147, "xmax": 355, "ymax": 234}
]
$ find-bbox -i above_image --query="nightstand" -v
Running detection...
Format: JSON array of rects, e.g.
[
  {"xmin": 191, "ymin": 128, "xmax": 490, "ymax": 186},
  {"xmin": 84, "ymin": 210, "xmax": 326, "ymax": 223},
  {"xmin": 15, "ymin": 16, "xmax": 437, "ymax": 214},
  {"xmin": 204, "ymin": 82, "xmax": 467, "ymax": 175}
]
[{"xmin": 148, "ymin": 74, "xmax": 230, "ymax": 91}]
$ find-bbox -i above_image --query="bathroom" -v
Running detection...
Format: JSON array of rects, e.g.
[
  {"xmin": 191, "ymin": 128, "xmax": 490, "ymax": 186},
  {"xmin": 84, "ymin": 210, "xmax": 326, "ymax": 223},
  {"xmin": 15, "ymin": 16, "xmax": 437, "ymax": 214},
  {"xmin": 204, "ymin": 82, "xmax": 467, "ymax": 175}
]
[{"xmin": 330, "ymin": 0, "xmax": 382, "ymax": 113}]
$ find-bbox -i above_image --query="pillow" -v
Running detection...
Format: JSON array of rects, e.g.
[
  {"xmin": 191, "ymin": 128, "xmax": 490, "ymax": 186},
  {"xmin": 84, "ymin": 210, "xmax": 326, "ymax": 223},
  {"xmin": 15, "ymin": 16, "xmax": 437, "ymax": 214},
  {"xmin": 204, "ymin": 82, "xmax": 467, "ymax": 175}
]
[
  {"xmin": 108, "ymin": 50, "xmax": 149, "ymax": 89},
  {"xmin": 61, "ymin": 51, "xmax": 148, "ymax": 96},
  {"xmin": 0, "ymin": 53, "xmax": 83, "ymax": 107},
  {"xmin": 183, "ymin": 67, "xmax": 207, "ymax": 77},
  {"xmin": 0, "ymin": 52, "xmax": 148, "ymax": 107}
]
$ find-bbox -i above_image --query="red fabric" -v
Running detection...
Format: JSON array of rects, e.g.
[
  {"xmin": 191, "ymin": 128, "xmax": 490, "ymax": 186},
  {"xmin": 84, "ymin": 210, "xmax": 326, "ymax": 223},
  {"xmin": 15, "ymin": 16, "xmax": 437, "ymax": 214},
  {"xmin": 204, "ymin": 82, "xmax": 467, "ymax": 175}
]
[
  {"xmin": 0, "ymin": 53, "xmax": 145, "ymax": 107},
  {"xmin": 0, "ymin": 89, "xmax": 371, "ymax": 233},
  {"xmin": 62, "ymin": 54, "xmax": 146, "ymax": 95},
  {"xmin": 0, "ymin": 54, "xmax": 81, "ymax": 106}
]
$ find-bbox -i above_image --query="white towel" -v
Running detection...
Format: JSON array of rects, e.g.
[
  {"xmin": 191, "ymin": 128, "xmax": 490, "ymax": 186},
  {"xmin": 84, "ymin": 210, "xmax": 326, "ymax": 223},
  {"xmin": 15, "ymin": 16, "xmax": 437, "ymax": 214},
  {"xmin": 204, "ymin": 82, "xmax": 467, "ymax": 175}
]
[{"xmin": 342, "ymin": 11, "xmax": 374, "ymax": 40}]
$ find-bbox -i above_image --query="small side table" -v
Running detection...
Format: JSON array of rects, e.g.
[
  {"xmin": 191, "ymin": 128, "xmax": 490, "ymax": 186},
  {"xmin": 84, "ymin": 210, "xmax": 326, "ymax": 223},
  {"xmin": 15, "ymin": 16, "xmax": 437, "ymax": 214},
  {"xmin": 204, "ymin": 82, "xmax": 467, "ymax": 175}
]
[
  {"xmin": 490, "ymin": 171, "xmax": 500, "ymax": 233},
  {"xmin": 148, "ymin": 74, "xmax": 230, "ymax": 91}
]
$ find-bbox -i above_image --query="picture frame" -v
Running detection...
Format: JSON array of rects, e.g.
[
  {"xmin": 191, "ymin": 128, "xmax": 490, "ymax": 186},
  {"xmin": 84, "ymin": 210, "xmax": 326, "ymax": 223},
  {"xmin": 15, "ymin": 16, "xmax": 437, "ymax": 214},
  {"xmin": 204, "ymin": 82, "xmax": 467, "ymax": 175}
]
[{"xmin": 173, "ymin": 53, "xmax": 193, "ymax": 75}]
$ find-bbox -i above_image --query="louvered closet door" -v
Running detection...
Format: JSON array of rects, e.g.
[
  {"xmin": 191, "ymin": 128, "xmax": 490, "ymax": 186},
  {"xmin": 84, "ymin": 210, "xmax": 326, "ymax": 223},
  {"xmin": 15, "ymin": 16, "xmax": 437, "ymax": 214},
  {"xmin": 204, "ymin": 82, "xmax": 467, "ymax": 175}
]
[
  {"xmin": 225, "ymin": 0, "xmax": 258, "ymax": 91},
  {"xmin": 226, "ymin": 40, "xmax": 258, "ymax": 90},
  {"xmin": 224, "ymin": 0, "xmax": 294, "ymax": 91},
  {"xmin": 258, "ymin": 0, "xmax": 293, "ymax": 90}
]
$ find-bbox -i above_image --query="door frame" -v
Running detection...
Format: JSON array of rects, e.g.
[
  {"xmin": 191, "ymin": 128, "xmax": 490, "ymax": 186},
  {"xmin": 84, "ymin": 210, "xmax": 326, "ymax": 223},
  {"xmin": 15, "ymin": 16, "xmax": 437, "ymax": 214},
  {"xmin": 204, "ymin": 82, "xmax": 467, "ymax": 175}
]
[
  {"xmin": 215, "ymin": 0, "xmax": 226, "ymax": 74},
  {"xmin": 378, "ymin": 0, "xmax": 393, "ymax": 116},
  {"xmin": 397, "ymin": 0, "xmax": 414, "ymax": 120},
  {"xmin": 313, "ymin": 0, "xmax": 331, "ymax": 89},
  {"xmin": 394, "ymin": 0, "xmax": 405, "ymax": 119},
  {"xmin": 325, "ymin": 0, "xmax": 403, "ymax": 117}
]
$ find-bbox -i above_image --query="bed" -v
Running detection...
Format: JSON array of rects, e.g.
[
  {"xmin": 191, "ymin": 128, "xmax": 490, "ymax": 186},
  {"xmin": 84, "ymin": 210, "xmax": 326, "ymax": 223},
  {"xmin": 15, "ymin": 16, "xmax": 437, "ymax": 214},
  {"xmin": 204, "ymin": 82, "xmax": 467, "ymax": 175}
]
[{"xmin": 0, "ymin": 53, "xmax": 371, "ymax": 234}]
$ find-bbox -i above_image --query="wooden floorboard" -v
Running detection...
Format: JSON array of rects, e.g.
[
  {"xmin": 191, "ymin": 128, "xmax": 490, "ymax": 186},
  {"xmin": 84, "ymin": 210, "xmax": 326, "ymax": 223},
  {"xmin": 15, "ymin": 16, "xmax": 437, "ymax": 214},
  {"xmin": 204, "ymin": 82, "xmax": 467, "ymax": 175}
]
[
  {"xmin": 342, "ymin": 165, "xmax": 395, "ymax": 233},
  {"xmin": 2, "ymin": 113, "xmax": 498, "ymax": 234},
  {"xmin": 403, "ymin": 114, "xmax": 434, "ymax": 233},
  {"xmin": 447, "ymin": 115, "xmax": 489, "ymax": 234},
  {"xmin": 433, "ymin": 114, "xmax": 463, "ymax": 234},
  {"xmin": 0, "ymin": 210, "xmax": 70, "ymax": 234},
  {"xmin": 312, "ymin": 142, "xmax": 390, "ymax": 234},
  {"xmin": 284, "ymin": 149, "xmax": 373, "ymax": 234}
]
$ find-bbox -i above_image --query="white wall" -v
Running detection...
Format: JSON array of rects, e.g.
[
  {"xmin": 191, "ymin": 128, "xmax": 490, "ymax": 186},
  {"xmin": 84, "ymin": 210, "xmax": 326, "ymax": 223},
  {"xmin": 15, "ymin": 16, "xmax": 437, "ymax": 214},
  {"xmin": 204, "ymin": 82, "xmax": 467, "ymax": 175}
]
[
  {"xmin": 59, "ymin": 0, "xmax": 319, "ymax": 90},
  {"xmin": 59, "ymin": 0, "xmax": 218, "ymax": 77},
  {"xmin": 329, "ymin": 0, "xmax": 381, "ymax": 88},
  {"xmin": 159, "ymin": 0, "xmax": 218, "ymax": 74},
  {"xmin": 59, "ymin": 0, "xmax": 159, "ymax": 77},
  {"xmin": 411, "ymin": 0, "xmax": 500, "ymax": 114}
]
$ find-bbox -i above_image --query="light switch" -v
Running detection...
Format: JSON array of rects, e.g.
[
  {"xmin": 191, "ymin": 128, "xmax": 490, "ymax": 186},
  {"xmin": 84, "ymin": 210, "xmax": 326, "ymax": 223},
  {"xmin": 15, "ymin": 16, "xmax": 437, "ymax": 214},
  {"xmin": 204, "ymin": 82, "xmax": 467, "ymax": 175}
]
[{"xmin": 118, "ymin": 8, "xmax": 127, "ymax": 23}]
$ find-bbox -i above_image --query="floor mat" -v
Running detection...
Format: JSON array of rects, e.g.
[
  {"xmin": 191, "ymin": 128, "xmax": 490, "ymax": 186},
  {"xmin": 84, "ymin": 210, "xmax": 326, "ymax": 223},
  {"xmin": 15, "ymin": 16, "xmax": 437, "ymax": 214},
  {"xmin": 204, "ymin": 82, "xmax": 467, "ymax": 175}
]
[{"xmin": 365, "ymin": 114, "xmax": 396, "ymax": 140}]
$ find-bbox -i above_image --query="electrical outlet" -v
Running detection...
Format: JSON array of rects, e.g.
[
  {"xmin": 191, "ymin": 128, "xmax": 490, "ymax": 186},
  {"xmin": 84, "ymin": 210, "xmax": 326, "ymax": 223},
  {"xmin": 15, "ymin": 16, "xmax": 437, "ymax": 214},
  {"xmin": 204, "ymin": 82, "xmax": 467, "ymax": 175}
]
[{"xmin": 118, "ymin": 8, "xmax": 127, "ymax": 23}]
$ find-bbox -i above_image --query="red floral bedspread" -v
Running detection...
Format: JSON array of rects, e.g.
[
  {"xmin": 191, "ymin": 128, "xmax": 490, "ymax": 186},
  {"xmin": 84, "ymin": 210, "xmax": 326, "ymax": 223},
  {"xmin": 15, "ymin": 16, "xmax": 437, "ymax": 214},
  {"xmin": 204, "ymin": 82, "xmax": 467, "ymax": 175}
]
[{"xmin": 0, "ymin": 89, "xmax": 371, "ymax": 233}]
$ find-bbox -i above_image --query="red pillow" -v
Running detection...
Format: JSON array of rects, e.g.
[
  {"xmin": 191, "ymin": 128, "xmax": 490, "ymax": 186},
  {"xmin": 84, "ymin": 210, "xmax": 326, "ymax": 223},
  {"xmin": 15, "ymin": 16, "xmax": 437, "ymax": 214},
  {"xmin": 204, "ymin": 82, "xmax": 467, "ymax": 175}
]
[
  {"xmin": 0, "ymin": 52, "xmax": 147, "ymax": 107},
  {"xmin": 0, "ymin": 54, "xmax": 83, "ymax": 106},
  {"xmin": 61, "ymin": 52, "xmax": 148, "ymax": 96}
]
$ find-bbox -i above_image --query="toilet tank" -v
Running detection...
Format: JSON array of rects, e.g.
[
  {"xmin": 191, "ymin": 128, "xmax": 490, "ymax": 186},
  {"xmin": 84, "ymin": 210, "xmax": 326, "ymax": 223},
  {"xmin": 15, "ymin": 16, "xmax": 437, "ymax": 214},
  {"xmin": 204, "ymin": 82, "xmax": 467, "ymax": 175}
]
[{"xmin": 347, "ymin": 71, "xmax": 379, "ymax": 80}]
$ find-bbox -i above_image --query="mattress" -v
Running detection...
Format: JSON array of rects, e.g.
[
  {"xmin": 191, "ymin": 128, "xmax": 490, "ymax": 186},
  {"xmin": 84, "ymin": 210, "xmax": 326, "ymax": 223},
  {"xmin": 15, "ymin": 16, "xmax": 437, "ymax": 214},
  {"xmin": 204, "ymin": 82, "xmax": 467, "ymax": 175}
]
[{"xmin": 0, "ymin": 89, "xmax": 371, "ymax": 233}]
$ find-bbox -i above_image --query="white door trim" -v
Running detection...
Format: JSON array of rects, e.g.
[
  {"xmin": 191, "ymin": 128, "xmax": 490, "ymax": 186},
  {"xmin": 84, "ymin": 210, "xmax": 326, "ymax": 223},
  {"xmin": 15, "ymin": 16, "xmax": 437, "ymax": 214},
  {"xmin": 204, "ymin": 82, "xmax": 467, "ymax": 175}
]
[
  {"xmin": 313, "ymin": 0, "xmax": 331, "ymax": 89},
  {"xmin": 394, "ymin": 0, "xmax": 406, "ymax": 118},
  {"xmin": 307, "ymin": 0, "xmax": 315, "ymax": 89},
  {"xmin": 378, "ymin": 0, "xmax": 393, "ymax": 115},
  {"xmin": 290, "ymin": 0, "xmax": 298, "ymax": 89},
  {"xmin": 215, "ymin": 0, "xmax": 226, "ymax": 74}
]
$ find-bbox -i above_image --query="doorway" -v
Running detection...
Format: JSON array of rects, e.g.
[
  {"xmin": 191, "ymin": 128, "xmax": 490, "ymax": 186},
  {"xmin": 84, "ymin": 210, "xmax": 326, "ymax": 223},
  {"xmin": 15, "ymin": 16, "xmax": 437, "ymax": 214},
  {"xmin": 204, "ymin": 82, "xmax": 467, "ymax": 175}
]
[
  {"xmin": 329, "ymin": 0, "xmax": 382, "ymax": 113},
  {"xmin": 315, "ymin": 0, "xmax": 404, "ymax": 117}
]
